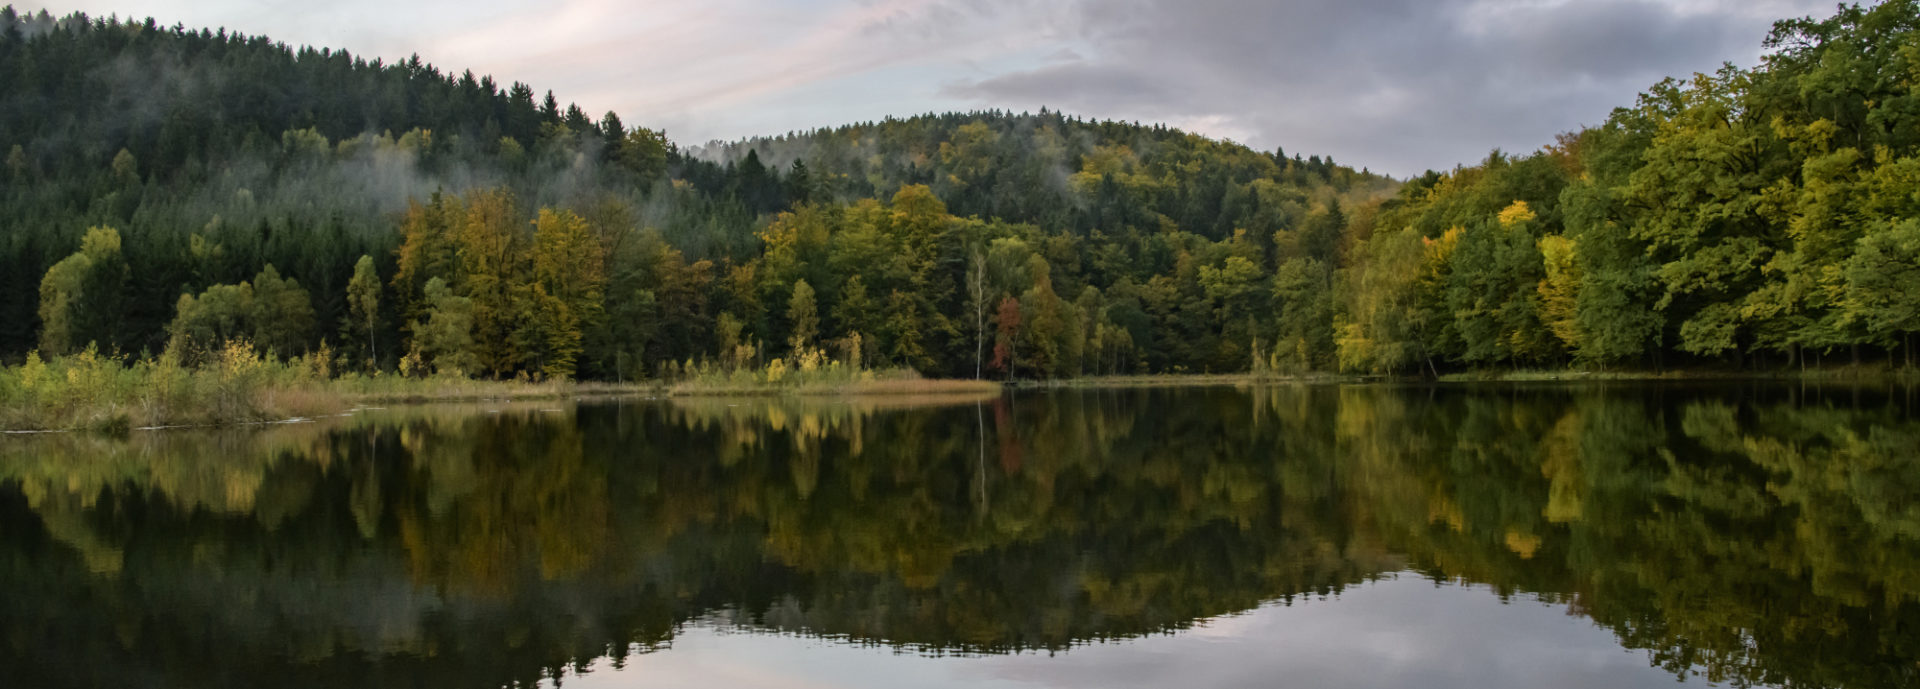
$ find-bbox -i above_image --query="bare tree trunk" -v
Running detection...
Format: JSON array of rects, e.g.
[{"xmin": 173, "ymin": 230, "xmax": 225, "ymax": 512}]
[
  {"xmin": 975, "ymin": 401, "xmax": 988, "ymax": 517},
  {"xmin": 975, "ymin": 302, "xmax": 984, "ymax": 380},
  {"xmin": 969, "ymin": 249, "xmax": 988, "ymax": 380}
]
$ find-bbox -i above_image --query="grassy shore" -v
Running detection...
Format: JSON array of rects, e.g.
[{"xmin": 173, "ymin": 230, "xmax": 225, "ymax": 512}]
[
  {"xmin": 0, "ymin": 345, "xmax": 1001, "ymax": 432},
  {"xmin": 0, "ymin": 345, "xmax": 648, "ymax": 432},
  {"xmin": 12, "ymin": 345, "xmax": 1914, "ymax": 433}
]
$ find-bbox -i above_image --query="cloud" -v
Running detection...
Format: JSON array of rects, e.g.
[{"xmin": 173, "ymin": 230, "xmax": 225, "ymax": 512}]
[
  {"xmin": 942, "ymin": 63, "xmax": 1176, "ymax": 109},
  {"xmin": 940, "ymin": 0, "xmax": 1838, "ymax": 174},
  {"xmin": 28, "ymin": 0, "xmax": 1842, "ymax": 175}
]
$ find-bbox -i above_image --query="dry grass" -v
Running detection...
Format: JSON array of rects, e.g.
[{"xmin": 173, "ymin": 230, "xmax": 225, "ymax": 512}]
[
  {"xmin": 0, "ymin": 345, "xmax": 655, "ymax": 432},
  {"xmin": 668, "ymin": 363, "xmax": 1002, "ymax": 398}
]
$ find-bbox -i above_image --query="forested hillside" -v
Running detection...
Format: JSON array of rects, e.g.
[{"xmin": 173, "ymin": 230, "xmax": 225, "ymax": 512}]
[
  {"xmin": 0, "ymin": 5, "xmax": 1391, "ymax": 381},
  {"xmin": 2, "ymin": 0, "xmax": 1917, "ymax": 382}
]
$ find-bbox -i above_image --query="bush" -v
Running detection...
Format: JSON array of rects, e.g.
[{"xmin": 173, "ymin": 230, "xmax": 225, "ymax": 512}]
[{"xmin": 0, "ymin": 340, "xmax": 325, "ymax": 430}]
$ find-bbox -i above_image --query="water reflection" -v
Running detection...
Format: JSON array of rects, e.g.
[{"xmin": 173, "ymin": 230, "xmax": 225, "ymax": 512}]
[
  {"xmin": 1, "ymin": 385, "xmax": 1916, "ymax": 688},
  {"xmin": 561, "ymin": 578, "xmax": 1681, "ymax": 689}
]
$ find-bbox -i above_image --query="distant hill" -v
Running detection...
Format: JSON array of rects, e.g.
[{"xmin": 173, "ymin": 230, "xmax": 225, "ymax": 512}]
[{"xmin": 696, "ymin": 110, "xmax": 1396, "ymax": 239}]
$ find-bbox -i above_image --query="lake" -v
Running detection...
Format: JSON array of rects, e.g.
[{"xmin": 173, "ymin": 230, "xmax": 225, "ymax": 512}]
[{"xmin": 2, "ymin": 384, "xmax": 1916, "ymax": 688}]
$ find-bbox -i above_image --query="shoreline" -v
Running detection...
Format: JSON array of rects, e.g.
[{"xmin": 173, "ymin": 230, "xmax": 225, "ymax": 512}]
[
  {"xmin": 1432, "ymin": 365, "xmax": 1920, "ymax": 384},
  {"xmin": 9, "ymin": 365, "xmax": 1917, "ymax": 434},
  {"xmin": 1, "ymin": 380, "xmax": 660, "ymax": 435},
  {"xmin": 1008, "ymin": 373, "xmax": 1354, "ymax": 389},
  {"xmin": 666, "ymin": 377, "xmax": 1002, "ymax": 397}
]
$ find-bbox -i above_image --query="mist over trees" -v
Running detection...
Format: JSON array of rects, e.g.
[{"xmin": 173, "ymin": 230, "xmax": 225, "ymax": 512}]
[{"xmin": 2, "ymin": 1, "xmax": 1916, "ymax": 380}]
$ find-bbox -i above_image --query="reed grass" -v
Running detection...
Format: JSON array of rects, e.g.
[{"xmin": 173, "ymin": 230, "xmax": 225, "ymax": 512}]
[{"xmin": 0, "ymin": 343, "xmax": 648, "ymax": 432}]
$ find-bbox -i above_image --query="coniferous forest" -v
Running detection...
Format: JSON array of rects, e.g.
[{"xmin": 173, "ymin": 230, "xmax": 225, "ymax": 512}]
[{"xmin": 2, "ymin": 1, "xmax": 1918, "ymax": 383}]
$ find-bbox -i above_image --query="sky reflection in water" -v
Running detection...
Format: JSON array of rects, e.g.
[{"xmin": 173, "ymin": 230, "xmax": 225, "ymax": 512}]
[{"xmin": 565, "ymin": 576, "xmax": 1683, "ymax": 689}]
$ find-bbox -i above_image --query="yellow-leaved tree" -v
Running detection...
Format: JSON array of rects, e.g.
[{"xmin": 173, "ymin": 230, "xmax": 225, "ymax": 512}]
[
  {"xmin": 38, "ymin": 226, "xmax": 127, "ymax": 356},
  {"xmin": 1537, "ymin": 234, "xmax": 1582, "ymax": 351},
  {"xmin": 529, "ymin": 208, "xmax": 605, "ymax": 380}
]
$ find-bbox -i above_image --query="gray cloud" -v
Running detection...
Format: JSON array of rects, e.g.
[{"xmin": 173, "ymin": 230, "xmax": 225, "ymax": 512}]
[
  {"xmin": 27, "ymin": 0, "xmax": 1842, "ymax": 176},
  {"xmin": 944, "ymin": 63, "xmax": 1177, "ymax": 108},
  {"xmin": 939, "ymin": 0, "xmax": 1836, "ymax": 175}
]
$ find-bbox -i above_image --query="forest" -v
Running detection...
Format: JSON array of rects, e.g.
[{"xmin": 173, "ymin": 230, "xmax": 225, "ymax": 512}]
[{"xmin": 1, "ymin": 0, "xmax": 1917, "ymax": 383}]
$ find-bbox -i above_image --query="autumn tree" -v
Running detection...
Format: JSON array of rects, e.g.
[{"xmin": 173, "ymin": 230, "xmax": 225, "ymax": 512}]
[
  {"xmin": 169, "ymin": 283, "xmax": 255, "ymax": 359},
  {"xmin": 38, "ymin": 227, "xmax": 127, "ymax": 356},
  {"xmin": 249, "ymin": 265, "xmax": 316, "ymax": 357},
  {"xmin": 1199, "ymin": 254, "xmax": 1266, "ymax": 367},
  {"xmin": 1536, "ymin": 235, "xmax": 1582, "ymax": 353},
  {"xmin": 391, "ymin": 194, "xmax": 458, "ymax": 334},
  {"xmin": 788, "ymin": 278, "xmax": 819, "ymax": 357},
  {"xmin": 411, "ymin": 277, "xmax": 479, "ymax": 376},
  {"xmin": 1846, "ymin": 220, "xmax": 1920, "ymax": 367},
  {"xmin": 833, "ymin": 275, "xmax": 878, "ymax": 363},
  {"xmin": 1271, "ymin": 257, "xmax": 1333, "ymax": 371},
  {"xmin": 344, "ymin": 255, "xmax": 381, "ymax": 369},
  {"xmin": 528, "ymin": 208, "xmax": 606, "ymax": 379},
  {"xmin": 452, "ymin": 189, "xmax": 526, "ymax": 377},
  {"xmin": 992, "ymin": 296, "xmax": 1022, "ymax": 379},
  {"xmin": 615, "ymin": 126, "xmax": 671, "ymax": 185}
]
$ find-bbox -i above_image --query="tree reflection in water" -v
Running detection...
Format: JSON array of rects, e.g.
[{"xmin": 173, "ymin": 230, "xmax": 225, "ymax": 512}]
[{"xmin": 1, "ymin": 384, "xmax": 1916, "ymax": 688}]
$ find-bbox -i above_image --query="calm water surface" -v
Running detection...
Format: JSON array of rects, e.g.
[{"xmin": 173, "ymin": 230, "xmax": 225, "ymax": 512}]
[{"xmin": 2, "ymin": 384, "xmax": 1916, "ymax": 688}]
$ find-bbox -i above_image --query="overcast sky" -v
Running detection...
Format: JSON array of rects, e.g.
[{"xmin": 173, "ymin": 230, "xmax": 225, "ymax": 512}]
[{"xmin": 26, "ymin": 0, "xmax": 1840, "ymax": 176}]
